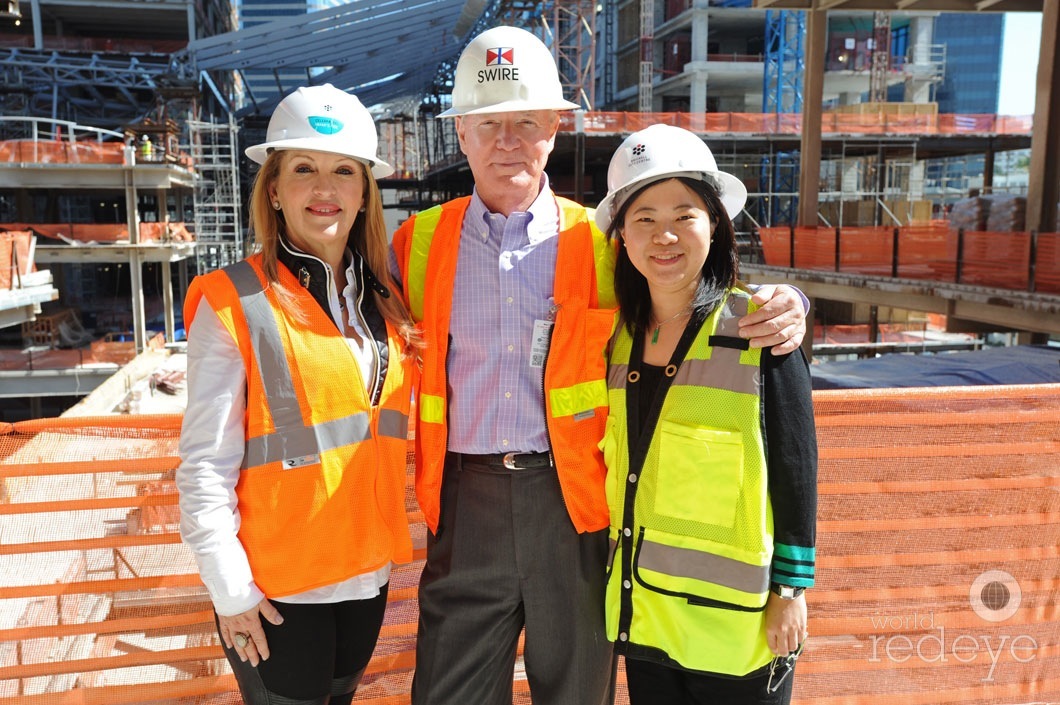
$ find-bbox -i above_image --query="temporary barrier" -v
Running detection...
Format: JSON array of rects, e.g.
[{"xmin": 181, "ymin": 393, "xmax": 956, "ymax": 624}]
[
  {"xmin": 758, "ymin": 225, "xmax": 1060, "ymax": 295},
  {"xmin": 0, "ymin": 223, "xmax": 194, "ymax": 244},
  {"xmin": 797, "ymin": 385, "xmax": 1060, "ymax": 705},
  {"xmin": 553, "ymin": 112, "xmax": 1032, "ymax": 137},
  {"xmin": 0, "ymin": 385, "xmax": 1058, "ymax": 704}
]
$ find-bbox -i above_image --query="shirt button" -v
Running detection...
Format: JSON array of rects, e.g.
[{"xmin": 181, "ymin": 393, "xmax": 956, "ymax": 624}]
[
  {"xmin": 502, "ymin": 439, "xmax": 510, "ymax": 447},
  {"xmin": 628, "ymin": 473, "xmax": 637, "ymax": 483},
  {"xmin": 504, "ymin": 391, "xmax": 512, "ymax": 399},
  {"xmin": 507, "ymin": 296, "xmax": 514, "ymax": 304},
  {"xmin": 619, "ymin": 632, "xmax": 628, "ymax": 642},
  {"xmin": 623, "ymin": 528, "xmax": 631, "ymax": 537},
  {"xmin": 507, "ymin": 344, "xmax": 514, "ymax": 352},
  {"xmin": 623, "ymin": 579, "xmax": 631, "ymax": 589}
]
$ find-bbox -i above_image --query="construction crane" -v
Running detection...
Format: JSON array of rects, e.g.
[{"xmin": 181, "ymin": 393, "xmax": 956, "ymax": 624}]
[{"xmin": 869, "ymin": 11, "xmax": 892, "ymax": 103}]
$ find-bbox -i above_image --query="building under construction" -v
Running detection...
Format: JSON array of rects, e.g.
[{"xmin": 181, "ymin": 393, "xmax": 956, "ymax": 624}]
[{"xmin": 0, "ymin": 0, "xmax": 1058, "ymax": 703}]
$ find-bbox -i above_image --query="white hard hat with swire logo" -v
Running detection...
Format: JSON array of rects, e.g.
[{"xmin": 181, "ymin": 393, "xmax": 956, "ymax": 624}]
[
  {"xmin": 438, "ymin": 26, "xmax": 580, "ymax": 117},
  {"xmin": 245, "ymin": 84, "xmax": 393, "ymax": 178},
  {"xmin": 595, "ymin": 124, "xmax": 747, "ymax": 233}
]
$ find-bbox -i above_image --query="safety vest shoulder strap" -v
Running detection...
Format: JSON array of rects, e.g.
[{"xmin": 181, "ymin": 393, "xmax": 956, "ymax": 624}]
[
  {"xmin": 405, "ymin": 197, "xmax": 471, "ymax": 322},
  {"xmin": 555, "ymin": 196, "xmax": 616, "ymax": 310}
]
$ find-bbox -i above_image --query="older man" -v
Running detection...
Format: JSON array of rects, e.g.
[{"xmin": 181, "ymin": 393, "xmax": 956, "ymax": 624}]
[{"xmin": 390, "ymin": 26, "xmax": 807, "ymax": 705}]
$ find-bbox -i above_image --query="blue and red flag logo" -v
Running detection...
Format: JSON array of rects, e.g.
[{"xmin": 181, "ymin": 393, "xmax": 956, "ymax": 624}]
[{"xmin": 486, "ymin": 47, "xmax": 514, "ymax": 66}]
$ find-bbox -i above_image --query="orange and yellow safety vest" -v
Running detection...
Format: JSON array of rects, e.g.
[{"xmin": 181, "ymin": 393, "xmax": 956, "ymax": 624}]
[
  {"xmin": 392, "ymin": 195, "xmax": 617, "ymax": 533},
  {"xmin": 185, "ymin": 254, "xmax": 414, "ymax": 598}
]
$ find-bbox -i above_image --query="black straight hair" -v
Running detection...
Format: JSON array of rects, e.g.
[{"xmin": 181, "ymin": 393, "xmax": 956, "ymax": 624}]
[{"xmin": 606, "ymin": 176, "xmax": 740, "ymax": 337}]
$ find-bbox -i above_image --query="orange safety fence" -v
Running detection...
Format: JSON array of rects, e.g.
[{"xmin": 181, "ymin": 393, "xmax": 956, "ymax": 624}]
[
  {"xmin": 758, "ymin": 225, "xmax": 1060, "ymax": 295},
  {"xmin": 0, "ymin": 141, "xmax": 126, "ymax": 166},
  {"xmin": 0, "ymin": 232, "xmax": 36, "ymax": 291},
  {"xmin": 1, "ymin": 386, "xmax": 1059, "ymax": 704},
  {"xmin": 0, "ymin": 223, "xmax": 194, "ymax": 245},
  {"xmin": 557, "ymin": 112, "xmax": 1033, "ymax": 137}
]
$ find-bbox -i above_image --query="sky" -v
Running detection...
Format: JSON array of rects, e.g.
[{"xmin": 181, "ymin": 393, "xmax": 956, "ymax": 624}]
[{"xmin": 997, "ymin": 12, "xmax": 1042, "ymax": 116}]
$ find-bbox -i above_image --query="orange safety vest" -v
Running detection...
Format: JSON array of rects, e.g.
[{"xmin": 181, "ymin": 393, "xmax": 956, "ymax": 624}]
[
  {"xmin": 392, "ymin": 195, "xmax": 617, "ymax": 534},
  {"xmin": 184, "ymin": 255, "xmax": 414, "ymax": 598}
]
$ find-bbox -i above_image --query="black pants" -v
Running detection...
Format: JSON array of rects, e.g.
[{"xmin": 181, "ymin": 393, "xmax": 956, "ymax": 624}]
[
  {"xmin": 412, "ymin": 454, "xmax": 615, "ymax": 705},
  {"xmin": 625, "ymin": 656, "xmax": 794, "ymax": 705},
  {"xmin": 218, "ymin": 586, "xmax": 388, "ymax": 705}
]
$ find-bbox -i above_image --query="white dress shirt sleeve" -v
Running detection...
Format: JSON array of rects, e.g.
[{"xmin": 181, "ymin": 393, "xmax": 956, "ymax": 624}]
[{"xmin": 176, "ymin": 298, "xmax": 265, "ymax": 616}]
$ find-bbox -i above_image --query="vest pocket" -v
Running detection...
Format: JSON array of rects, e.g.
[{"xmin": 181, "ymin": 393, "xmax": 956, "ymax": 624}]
[
  {"xmin": 634, "ymin": 527, "xmax": 770, "ymax": 610},
  {"xmin": 655, "ymin": 421, "xmax": 743, "ymax": 529}
]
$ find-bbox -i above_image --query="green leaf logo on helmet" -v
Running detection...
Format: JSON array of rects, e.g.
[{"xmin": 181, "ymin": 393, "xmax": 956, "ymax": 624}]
[{"xmin": 308, "ymin": 116, "xmax": 344, "ymax": 135}]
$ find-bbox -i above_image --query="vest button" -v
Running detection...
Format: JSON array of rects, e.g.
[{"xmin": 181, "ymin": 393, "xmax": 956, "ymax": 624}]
[
  {"xmin": 619, "ymin": 632, "xmax": 628, "ymax": 642},
  {"xmin": 628, "ymin": 473, "xmax": 637, "ymax": 483},
  {"xmin": 623, "ymin": 528, "xmax": 631, "ymax": 537},
  {"xmin": 623, "ymin": 580, "xmax": 631, "ymax": 589}
]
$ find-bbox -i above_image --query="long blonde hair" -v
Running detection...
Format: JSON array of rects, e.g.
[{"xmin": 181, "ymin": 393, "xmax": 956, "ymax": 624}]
[{"xmin": 247, "ymin": 150, "xmax": 422, "ymax": 355}]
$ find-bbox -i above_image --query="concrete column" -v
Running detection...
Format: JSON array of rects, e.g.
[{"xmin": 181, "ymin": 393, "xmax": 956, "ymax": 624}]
[
  {"xmin": 687, "ymin": 1, "xmax": 710, "ymax": 114},
  {"xmin": 1027, "ymin": 1, "xmax": 1060, "ymax": 233},
  {"xmin": 904, "ymin": 14, "xmax": 937, "ymax": 103},
  {"xmin": 162, "ymin": 261, "xmax": 175, "ymax": 344},
  {"xmin": 797, "ymin": 9, "xmax": 827, "ymax": 228}
]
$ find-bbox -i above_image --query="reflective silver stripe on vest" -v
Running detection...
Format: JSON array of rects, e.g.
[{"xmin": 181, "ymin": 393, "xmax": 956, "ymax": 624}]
[
  {"xmin": 225, "ymin": 261, "xmax": 376, "ymax": 469},
  {"xmin": 671, "ymin": 355, "xmax": 758, "ymax": 396},
  {"xmin": 638, "ymin": 537, "xmax": 770, "ymax": 595},
  {"xmin": 607, "ymin": 296, "xmax": 758, "ymax": 396},
  {"xmin": 378, "ymin": 407, "xmax": 409, "ymax": 440}
]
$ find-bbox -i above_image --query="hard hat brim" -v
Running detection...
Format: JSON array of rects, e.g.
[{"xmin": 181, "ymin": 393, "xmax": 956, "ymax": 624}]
[
  {"xmin": 437, "ymin": 97, "xmax": 581, "ymax": 118},
  {"xmin": 245, "ymin": 138, "xmax": 394, "ymax": 179},
  {"xmin": 594, "ymin": 170, "xmax": 748, "ymax": 233}
]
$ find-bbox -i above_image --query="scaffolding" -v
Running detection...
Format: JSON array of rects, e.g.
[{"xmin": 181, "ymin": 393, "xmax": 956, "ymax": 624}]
[{"xmin": 188, "ymin": 118, "xmax": 243, "ymax": 276}]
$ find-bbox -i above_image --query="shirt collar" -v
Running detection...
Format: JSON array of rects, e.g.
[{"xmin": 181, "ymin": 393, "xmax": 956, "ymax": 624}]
[{"xmin": 467, "ymin": 174, "xmax": 560, "ymax": 246}]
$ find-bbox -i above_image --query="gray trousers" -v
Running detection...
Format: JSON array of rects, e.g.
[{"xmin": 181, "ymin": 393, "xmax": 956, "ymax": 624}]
[{"xmin": 411, "ymin": 453, "xmax": 616, "ymax": 705}]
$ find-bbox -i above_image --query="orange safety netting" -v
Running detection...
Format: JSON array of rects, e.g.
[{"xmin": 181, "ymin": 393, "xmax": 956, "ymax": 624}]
[
  {"xmin": 555, "ymin": 112, "xmax": 1033, "ymax": 137},
  {"xmin": 1, "ymin": 386, "xmax": 1058, "ymax": 704},
  {"xmin": 0, "ymin": 223, "xmax": 194, "ymax": 245},
  {"xmin": 0, "ymin": 141, "xmax": 126, "ymax": 166},
  {"xmin": 758, "ymin": 225, "xmax": 1060, "ymax": 295}
]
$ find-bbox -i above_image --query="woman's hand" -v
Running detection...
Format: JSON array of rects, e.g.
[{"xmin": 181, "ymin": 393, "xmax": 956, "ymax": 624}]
[
  {"xmin": 764, "ymin": 591, "xmax": 808, "ymax": 657},
  {"xmin": 218, "ymin": 598, "xmax": 285, "ymax": 666},
  {"xmin": 739, "ymin": 285, "xmax": 807, "ymax": 355}
]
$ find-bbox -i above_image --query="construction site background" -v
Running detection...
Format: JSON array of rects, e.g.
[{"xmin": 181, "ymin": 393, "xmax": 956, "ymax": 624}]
[{"xmin": 0, "ymin": 384, "xmax": 1057, "ymax": 705}]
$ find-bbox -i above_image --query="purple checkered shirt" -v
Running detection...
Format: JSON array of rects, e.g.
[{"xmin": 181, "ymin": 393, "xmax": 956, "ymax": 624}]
[{"xmin": 445, "ymin": 178, "xmax": 561, "ymax": 454}]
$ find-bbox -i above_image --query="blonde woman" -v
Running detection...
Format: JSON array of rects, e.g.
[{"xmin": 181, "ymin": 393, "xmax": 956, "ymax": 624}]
[{"xmin": 177, "ymin": 84, "xmax": 419, "ymax": 705}]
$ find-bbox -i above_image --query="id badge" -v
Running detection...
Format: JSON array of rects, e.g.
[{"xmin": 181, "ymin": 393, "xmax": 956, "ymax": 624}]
[{"xmin": 530, "ymin": 319, "xmax": 554, "ymax": 368}]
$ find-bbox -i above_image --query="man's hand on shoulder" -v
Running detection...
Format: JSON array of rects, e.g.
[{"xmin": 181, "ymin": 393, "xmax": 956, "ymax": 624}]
[{"xmin": 739, "ymin": 285, "xmax": 807, "ymax": 356}]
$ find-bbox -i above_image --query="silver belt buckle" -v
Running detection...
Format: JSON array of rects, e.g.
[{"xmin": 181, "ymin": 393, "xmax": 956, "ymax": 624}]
[{"xmin": 502, "ymin": 452, "xmax": 523, "ymax": 470}]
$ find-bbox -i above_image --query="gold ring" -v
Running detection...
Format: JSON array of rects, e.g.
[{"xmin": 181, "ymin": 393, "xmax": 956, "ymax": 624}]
[{"xmin": 233, "ymin": 632, "xmax": 251, "ymax": 649}]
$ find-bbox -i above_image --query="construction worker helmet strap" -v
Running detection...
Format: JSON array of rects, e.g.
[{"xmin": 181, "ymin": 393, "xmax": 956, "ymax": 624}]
[
  {"xmin": 438, "ymin": 26, "xmax": 580, "ymax": 117},
  {"xmin": 595, "ymin": 124, "xmax": 747, "ymax": 233},
  {"xmin": 245, "ymin": 84, "xmax": 394, "ymax": 178}
]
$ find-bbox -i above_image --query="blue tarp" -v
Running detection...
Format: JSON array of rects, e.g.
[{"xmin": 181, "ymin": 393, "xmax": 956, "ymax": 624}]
[{"xmin": 811, "ymin": 345, "xmax": 1060, "ymax": 389}]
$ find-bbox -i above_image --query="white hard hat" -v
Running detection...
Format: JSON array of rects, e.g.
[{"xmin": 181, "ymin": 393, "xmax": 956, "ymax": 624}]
[
  {"xmin": 245, "ymin": 84, "xmax": 394, "ymax": 178},
  {"xmin": 595, "ymin": 124, "xmax": 747, "ymax": 233},
  {"xmin": 438, "ymin": 26, "xmax": 580, "ymax": 117}
]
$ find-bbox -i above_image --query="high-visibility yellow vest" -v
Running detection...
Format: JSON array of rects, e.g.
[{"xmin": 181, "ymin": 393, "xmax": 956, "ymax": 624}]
[
  {"xmin": 184, "ymin": 255, "xmax": 415, "ymax": 598},
  {"xmin": 602, "ymin": 289, "xmax": 775, "ymax": 676},
  {"xmin": 391, "ymin": 195, "xmax": 617, "ymax": 533}
]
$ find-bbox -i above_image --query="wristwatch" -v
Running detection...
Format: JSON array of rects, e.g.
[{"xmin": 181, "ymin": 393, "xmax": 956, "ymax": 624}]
[{"xmin": 770, "ymin": 583, "xmax": 805, "ymax": 600}]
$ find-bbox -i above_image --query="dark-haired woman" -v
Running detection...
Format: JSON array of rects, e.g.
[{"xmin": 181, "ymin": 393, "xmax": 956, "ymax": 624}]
[{"xmin": 594, "ymin": 124, "xmax": 818, "ymax": 705}]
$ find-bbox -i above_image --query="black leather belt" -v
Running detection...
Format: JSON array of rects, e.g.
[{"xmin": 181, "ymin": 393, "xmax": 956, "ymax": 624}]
[{"xmin": 459, "ymin": 452, "xmax": 554, "ymax": 470}]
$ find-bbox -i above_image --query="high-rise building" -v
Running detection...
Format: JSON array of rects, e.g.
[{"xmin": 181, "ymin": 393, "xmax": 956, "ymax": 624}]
[{"xmin": 933, "ymin": 12, "xmax": 1004, "ymax": 114}]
